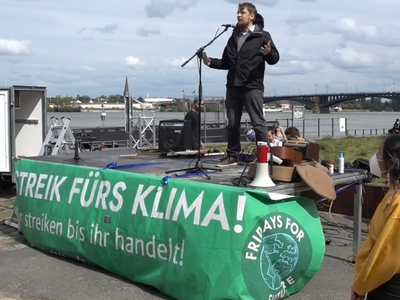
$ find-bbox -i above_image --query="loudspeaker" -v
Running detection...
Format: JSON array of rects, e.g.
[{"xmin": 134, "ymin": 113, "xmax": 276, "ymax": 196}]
[
  {"xmin": 158, "ymin": 119, "xmax": 192, "ymax": 152},
  {"xmin": 250, "ymin": 142, "xmax": 275, "ymax": 188}
]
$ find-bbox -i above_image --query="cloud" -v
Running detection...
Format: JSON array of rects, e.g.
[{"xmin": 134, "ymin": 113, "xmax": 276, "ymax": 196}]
[
  {"xmin": 0, "ymin": 39, "xmax": 31, "ymax": 55},
  {"xmin": 163, "ymin": 57, "xmax": 195, "ymax": 68},
  {"xmin": 225, "ymin": 0, "xmax": 279, "ymax": 7},
  {"xmin": 331, "ymin": 18, "xmax": 400, "ymax": 47},
  {"xmin": 136, "ymin": 26, "xmax": 161, "ymax": 37},
  {"xmin": 2, "ymin": 0, "xmax": 400, "ymax": 98},
  {"xmin": 81, "ymin": 66, "xmax": 96, "ymax": 71},
  {"xmin": 224, "ymin": 0, "xmax": 321, "ymax": 7},
  {"xmin": 335, "ymin": 18, "xmax": 377, "ymax": 39},
  {"xmin": 95, "ymin": 23, "xmax": 118, "ymax": 34},
  {"xmin": 145, "ymin": 0, "xmax": 199, "ymax": 18},
  {"xmin": 269, "ymin": 59, "xmax": 327, "ymax": 76},
  {"xmin": 327, "ymin": 47, "xmax": 375, "ymax": 69},
  {"xmin": 285, "ymin": 13, "xmax": 320, "ymax": 26},
  {"xmin": 124, "ymin": 56, "xmax": 142, "ymax": 68}
]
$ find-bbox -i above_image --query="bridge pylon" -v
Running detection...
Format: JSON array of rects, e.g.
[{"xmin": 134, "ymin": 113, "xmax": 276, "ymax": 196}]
[{"xmin": 313, "ymin": 96, "xmax": 320, "ymax": 113}]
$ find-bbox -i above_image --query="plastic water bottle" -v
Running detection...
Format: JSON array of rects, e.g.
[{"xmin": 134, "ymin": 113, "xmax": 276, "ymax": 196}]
[
  {"xmin": 338, "ymin": 153, "xmax": 345, "ymax": 174},
  {"xmin": 329, "ymin": 160, "xmax": 334, "ymax": 175}
]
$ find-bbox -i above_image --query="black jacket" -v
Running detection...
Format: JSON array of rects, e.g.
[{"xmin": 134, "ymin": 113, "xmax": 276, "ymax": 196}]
[{"xmin": 209, "ymin": 13, "xmax": 279, "ymax": 91}]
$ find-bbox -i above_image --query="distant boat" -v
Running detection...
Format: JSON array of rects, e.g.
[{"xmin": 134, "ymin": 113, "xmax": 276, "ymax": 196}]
[
  {"xmin": 263, "ymin": 105, "xmax": 283, "ymax": 113},
  {"xmin": 144, "ymin": 97, "xmax": 175, "ymax": 104},
  {"xmin": 334, "ymin": 106, "xmax": 342, "ymax": 112}
]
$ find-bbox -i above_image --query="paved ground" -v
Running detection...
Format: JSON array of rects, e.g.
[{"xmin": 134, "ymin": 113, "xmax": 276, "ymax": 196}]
[{"xmin": 0, "ymin": 186, "xmax": 367, "ymax": 300}]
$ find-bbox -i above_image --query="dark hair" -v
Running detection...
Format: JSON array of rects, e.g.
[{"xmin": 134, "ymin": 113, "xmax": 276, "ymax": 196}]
[
  {"xmin": 285, "ymin": 126, "xmax": 300, "ymax": 137},
  {"xmin": 238, "ymin": 2, "xmax": 257, "ymax": 15},
  {"xmin": 267, "ymin": 126, "xmax": 275, "ymax": 133},
  {"xmin": 193, "ymin": 99, "xmax": 204, "ymax": 105},
  {"xmin": 383, "ymin": 135, "xmax": 400, "ymax": 186}
]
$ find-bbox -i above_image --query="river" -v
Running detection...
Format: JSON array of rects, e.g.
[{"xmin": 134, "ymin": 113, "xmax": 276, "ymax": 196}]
[{"xmin": 47, "ymin": 111, "xmax": 399, "ymax": 139}]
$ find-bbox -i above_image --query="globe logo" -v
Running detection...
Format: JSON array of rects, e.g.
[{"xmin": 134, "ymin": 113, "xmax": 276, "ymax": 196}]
[{"xmin": 260, "ymin": 233, "xmax": 299, "ymax": 290}]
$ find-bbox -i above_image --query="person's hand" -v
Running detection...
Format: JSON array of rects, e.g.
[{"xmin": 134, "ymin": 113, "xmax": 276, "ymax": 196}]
[
  {"xmin": 350, "ymin": 289, "xmax": 359, "ymax": 300},
  {"xmin": 260, "ymin": 40, "xmax": 271, "ymax": 56},
  {"xmin": 350, "ymin": 288, "xmax": 365, "ymax": 300},
  {"xmin": 200, "ymin": 141, "xmax": 204, "ymax": 149},
  {"xmin": 202, "ymin": 57, "xmax": 211, "ymax": 66}
]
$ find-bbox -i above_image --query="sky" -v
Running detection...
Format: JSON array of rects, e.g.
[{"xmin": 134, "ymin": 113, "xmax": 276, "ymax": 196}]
[{"xmin": 1, "ymin": 0, "xmax": 399, "ymax": 99}]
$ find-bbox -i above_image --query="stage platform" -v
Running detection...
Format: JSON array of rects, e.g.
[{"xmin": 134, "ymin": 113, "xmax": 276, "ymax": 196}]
[
  {"xmin": 29, "ymin": 147, "xmax": 247, "ymax": 186},
  {"xmin": 28, "ymin": 147, "xmax": 368, "ymax": 194}
]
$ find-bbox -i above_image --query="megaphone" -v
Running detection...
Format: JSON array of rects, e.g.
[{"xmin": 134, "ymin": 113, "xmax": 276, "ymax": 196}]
[{"xmin": 250, "ymin": 142, "xmax": 276, "ymax": 188}]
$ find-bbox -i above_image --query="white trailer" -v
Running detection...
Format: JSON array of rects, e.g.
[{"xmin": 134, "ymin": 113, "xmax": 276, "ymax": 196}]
[{"xmin": 0, "ymin": 85, "xmax": 47, "ymax": 182}]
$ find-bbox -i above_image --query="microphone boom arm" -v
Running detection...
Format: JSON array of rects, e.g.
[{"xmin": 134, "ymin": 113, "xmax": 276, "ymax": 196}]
[
  {"xmin": 181, "ymin": 26, "xmax": 230, "ymax": 68},
  {"xmin": 166, "ymin": 25, "xmax": 231, "ymax": 178}
]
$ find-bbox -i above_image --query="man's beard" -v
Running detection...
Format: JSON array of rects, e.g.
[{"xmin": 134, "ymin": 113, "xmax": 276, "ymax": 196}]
[{"xmin": 238, "ymin": 21, "xmax": 251, "ymax": 29}]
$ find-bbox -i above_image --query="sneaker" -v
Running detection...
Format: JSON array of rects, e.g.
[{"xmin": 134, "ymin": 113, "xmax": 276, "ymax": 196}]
[{"xmin": 216, "ymin": 156, "xmax": 238, "ymax": 168}]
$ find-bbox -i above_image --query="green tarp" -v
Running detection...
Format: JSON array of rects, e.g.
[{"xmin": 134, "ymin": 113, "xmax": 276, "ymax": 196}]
[{"xmin": 14, "ymin": 158, "xmax": 325, "ymax": 300}]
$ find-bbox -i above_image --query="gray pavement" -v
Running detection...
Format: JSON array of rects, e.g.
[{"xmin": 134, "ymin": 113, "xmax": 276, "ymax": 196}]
[{"xmin": 0, "ymin": 191, "xmax": 367, "ymax": 300}]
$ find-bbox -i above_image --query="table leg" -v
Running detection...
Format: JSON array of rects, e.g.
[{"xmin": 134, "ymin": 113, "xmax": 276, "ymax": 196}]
[{"xmin": 353, "ymin": 183, "xmax": 363, "ymax": 261}]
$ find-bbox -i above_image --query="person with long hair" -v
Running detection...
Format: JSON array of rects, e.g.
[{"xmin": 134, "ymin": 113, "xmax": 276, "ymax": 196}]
[
  {"xmin": 267, "ymin": 126, "xmax": 282, "ymax": 146},
  {"xmin": 273, "ymin": 119, "xmax": 286, "ymax": 140},
  {"xmin": 351, "ymin": 134, "xmax": 400, "ymax": 299}
]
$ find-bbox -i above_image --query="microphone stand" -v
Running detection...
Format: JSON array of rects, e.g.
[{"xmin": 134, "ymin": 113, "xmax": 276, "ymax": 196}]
[{"xmin": 165, "ymin": 26, "xmax": 231, "ymax": 179}]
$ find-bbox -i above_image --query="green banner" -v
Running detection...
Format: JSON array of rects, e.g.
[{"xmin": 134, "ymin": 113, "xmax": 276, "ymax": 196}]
[{"xmin": 13, "ymin": 158, "xmax": 325, "ymax": 300}]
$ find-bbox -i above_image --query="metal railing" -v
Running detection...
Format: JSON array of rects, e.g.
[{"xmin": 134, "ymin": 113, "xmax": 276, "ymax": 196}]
[
  {"xmin": 270, "ymin": 118, "xmax": 388, "ymax": 140},
  {"xmin": 72, "ymin": 117, "xmax": 390, "ymax": 149}
]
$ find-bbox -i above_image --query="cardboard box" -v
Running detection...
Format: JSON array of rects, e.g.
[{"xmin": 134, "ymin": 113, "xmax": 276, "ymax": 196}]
[
  {"xmin": 247, "ymin": 160, "xmax": 336, "ymax": 200},
  {"xmin": 248, "ymin": 162, "xmax": 255, "ymax": 179},
  {"xmin": 270, "ymin": 165, "xmax": 298, "ymax": 182},
  {"xmin": 248, "ymin": 162, "xmax": 297, "ymax": 182}
]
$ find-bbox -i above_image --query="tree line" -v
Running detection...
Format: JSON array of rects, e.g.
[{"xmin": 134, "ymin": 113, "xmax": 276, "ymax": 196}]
[
  {"xmin": 47, "ymin": 95, "xmax": 400, "ymax": 112},
  {"xmin": 46, "ymin": 95, "xmax": 223, "ymax": 113}
]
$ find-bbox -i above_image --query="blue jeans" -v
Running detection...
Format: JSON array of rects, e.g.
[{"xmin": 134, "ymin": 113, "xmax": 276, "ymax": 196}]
[{"xmin": 246, "ymin": 130, "xmax": 256, "ymax": 142}]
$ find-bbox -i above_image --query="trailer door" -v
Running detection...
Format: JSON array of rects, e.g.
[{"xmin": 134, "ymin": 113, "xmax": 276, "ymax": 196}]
[{"xmin": 0, "ymin": 90, "xmax": 10, "ymax": 173}]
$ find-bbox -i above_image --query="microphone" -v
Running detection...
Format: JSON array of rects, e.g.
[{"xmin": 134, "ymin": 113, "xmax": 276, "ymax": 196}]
[{"xmin": 221, "ymin": 24, "xmax": 235, "ymax": 28}]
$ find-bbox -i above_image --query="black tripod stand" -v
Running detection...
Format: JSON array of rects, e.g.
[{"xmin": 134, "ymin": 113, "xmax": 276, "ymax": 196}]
[
  {"xmin": 165, "ymin": 27, "xmax": 231, "ymax": 179},
  {"xmin": 64, "ymin": 132, "xmax": 84, "ymax": 163}
]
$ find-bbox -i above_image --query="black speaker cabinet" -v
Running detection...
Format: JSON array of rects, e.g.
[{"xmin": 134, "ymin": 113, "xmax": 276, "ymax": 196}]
[{"xmin": 158, "ymin": 119, "xmax": 192, "ymax": 152}]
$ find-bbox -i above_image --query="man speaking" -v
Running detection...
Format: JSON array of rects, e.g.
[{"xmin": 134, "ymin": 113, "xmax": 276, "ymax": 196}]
[{"xmin": 203, "ymin": 2, "xmax": 279, "ymax": 168}]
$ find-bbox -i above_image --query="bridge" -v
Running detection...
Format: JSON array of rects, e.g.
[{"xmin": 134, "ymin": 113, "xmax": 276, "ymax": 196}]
[{"xmin": 264, "ymin": 92, "xmax": 400, "ymax": 113}]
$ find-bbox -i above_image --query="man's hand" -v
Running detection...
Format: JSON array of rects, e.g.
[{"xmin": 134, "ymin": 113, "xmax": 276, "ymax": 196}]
[
  {"xmin": 202, "ymin": 57, "xmax": 211, "ymax": 66},
  {"xmin": 260, "ymin": 40, "xmax": 271, "ymax": 56}
]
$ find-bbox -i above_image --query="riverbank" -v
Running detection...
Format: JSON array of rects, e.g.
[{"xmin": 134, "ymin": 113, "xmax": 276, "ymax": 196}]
[
  {"xmin": 206, "ymin": 135, "xmax": 384, "ymax": 165},
  {"xmin": 316, "ymin": 135, "xmax": 384, "ymax": 163}
]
